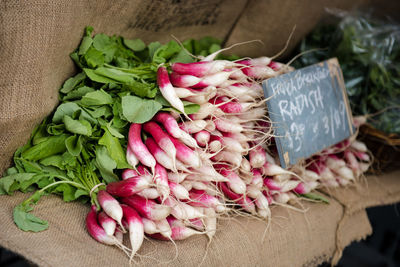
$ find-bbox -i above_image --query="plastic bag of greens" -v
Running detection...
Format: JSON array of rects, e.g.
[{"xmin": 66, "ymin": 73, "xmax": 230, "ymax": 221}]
[{"xmin": 294, "ymin": 10, "xmax": 400, "ymax": 135}]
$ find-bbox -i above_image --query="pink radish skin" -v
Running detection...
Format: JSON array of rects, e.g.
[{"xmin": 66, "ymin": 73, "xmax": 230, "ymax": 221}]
[
  {"xmin": 211, "ymin": 96, "xmax": 252, "ymax": 114},
  {"xmin": 188, "ymin": 181, "xmax": 209, "ymax": 191},
  {"xmin": 273, "ymin": 193, "xmax": 291, "ymax": 204},
  {"xmin": 204, "ymin": 120, "xmax": 216, "ymax": 132},
  {"xmin": 136, "ymin": 165, "xmax": 151, "ymax": 175},
  {"xmin": 255, "ymin": 194, "xmax": 270, "ymax": 218},
  {"xmin": 264, "ymin": 178, "xmax": 281, "ymax": 191},
  {"xmin": 279, "ymin": 180, "xmax": 301, "ymax": 192},
  {"xmin": 265, "ymin": 152, "xmax": 276, "ymax": 165},
  {"xmin": 225, "ymin": 67, "xmax": 248, "ymax": 80},
  {"xmin": 121, "ymin": 195, "xmax": 171, "ymax": 221},
  {"xmin": 153, "ymin": 112, "xmax": 182, "ymax": 138},
  {"xmin": 262, "ymin": 190, "xmax": 274, "ymax": 205},
  {"xmin": 261, "ymin": 162, "xmax": 293, "ymax": 176},
  {"xmin": 189, "ymin": 103, "xmax": 223, "ymax": 120},
  {"xmin": 210, "ymin": 135, "xmax": 244, "ymax": 154},
  {"xmin": 308, "ymin": 161, "xmax": 337, "ymax": 180},
  {"xmin": 212, "ymin": 151, "xmax": 242, "ymax": 167},
  {"xmin": 142, "ymin": 218, "xmax": 159, "ymax": 235},
  {"xmin": 122, "ymin": 169, "xmax": 139, "ymax": 180},
  {"xmin": 170, "ymin": 72, "xmax": 201, "ymax": 87},
  {"xmin": 241, "ymin": 65, "xmax": 276, "ymax": 79},
  {"xmin": 268, "ymin": 61, "xmax": 283, "ymax": 71},
  {"xmin": 154, "ymin": 163, "xmax": 170, "ymax": 202},
  {"xmin": 157, "ymin": 66, "xmax": 185, "ymax": 113},
  {"xmin": 251, "ymin": 169, "xmax": 263, "ymax": 189},
  {"xmin": 179, "ymin": 120, "xmax": 207, "ymax": 134},
  {"xmin": 254, "ymin": 193, "xmax": 270, "ymax": 210},
  {"xmin": 334, "ymin": 166, "xmax": 355, "ymax": 180},
  {"xmin": 164, "ymin": 197, "xmax": 205, "ymax": 220},
  {"xmin": 354, "ymin": 151, "xmax": 370, "ymax": 162},
  {"xmin": 137, "ymin": 188, "xmax": 160, "ymax": 199},
  {"xmin": 293, "ymin": 182, "xmax": 308, "ymax": 194},
  {"xmin": 193, "ymin": 163, "xmax": 228, "ymax": 182},
  {"xmin": 178, "ymin": 131, "xmax": 199, "ymax": 148},
  {"xmin": 186, "ymin": 173, "xmax": 223, "ymax": 183},
  {"xmin": 153, "ymin": 112, "xmax": 198, "ymax": 149},
  {"xmin": 273, "ymin": 173, "xmax": 291, "ymax": 183},
  {"xmin": 350, "ymin": 140, "xmax": 368, "ymax": 152},
  {"xmin": 97, "ymin": 190, "xmax": 124, "ymax": 228},
  {"xmin": 222, "ymin": 132, "xmax": 248, "ymax": 144},
  {"xmin": 209, "ymin": 140, "xmax": 222, "ymax": 153},
  {"xmin": 171, "ymin": 60, "xmax": 238, "ymax": 77},
  {"xmin": 293, "ymin": 181, "xmax": 318, "ymax": 194},
  {"xmin": 183, "ymin": 87, "xmax": 217, "ymax": 104},
  {"xmin": 126, "ymin": 146, "xmax": 139, "ymax": 168},
  {"xmin": 115, "ymin": 228, "xmax": 123, "ymax": 243},
  {"xmin": 155, "ymin": 218, "xmax": 172, "ymax": 238},
  {"xmin": 167, "ymin": 135, "xmax": 201, "ymax": 168},
  {"xmin": 143, "ymin": 122, "xmax": 177, "ymax": 163},
  {"xmin": 121, "ymin": 167, "xmax": 153, "ymax": 182},
  {"xmin": 247, "ymin": 185, "xmax": 262, "ymax": 198},
  {"xmin": 149, "ymin": 226, "xmax": 202, "ymax": 241},
  {"xmin": 216, "ymin": 166, "xmax": 246, "ymax": 194},
  {"xmin": 326, "ymin": 155, "xmax": 346, "ymax": 170},
  {"xmin": 181, "ymin": 181, "xmax": 193, "ymax": 192},
  {"xmin": 174, "ymin": 87, "xmax": 196, "ymax": 98},
  {"xmin": 98, "ymin": 211, "xmax": 116, "ymax": 236},
  {"xmin": 188, "ymin": 189, "xmax": 226, "ymax": 212},
  {"xmin": 241, "ymin": 158, "xmax": 251, "ymax": 173},
  {"xmin": 344, "ymin": 151, "xmax": 360, "ymax": 174},
  {"xmin": 184, "ymin": 94, "xmax": 209, "ymax": 104},
  {"xmin": 190, "ymin": 71, "xmax": 232, "ymax": 88},
  {"xmin": 106, "ymin": 177, "xmax": 150, "ymax": 197},
  {"xmin": 194, "ymin": 130, "xmax": 210, "ymax": 147},
  {"xmin": 167, "ymin": 172, "xmax": 188, "ymax": 183},
  {"xmin": 214, "ymin": 118, "xmax": 243, "ymax": 133},
  {"xmin": 219, "ymin": 183, "xmax": 256, "ymax": 214},
  {"xmin": 121, "ymin": 204, "xmax": 144, "ymax": 257},
  {"xmin": 86, "ymin": 205, "xmax": 118, "ymax": 245},
  {"xmin": 167, "ymin": 216, "xmax": 185, "ymax": 228},
  {"xmin": 169, "ymin": 181, "xmax": 190, "ymax": 200},
  {"xmin": 249, "ymin": 145, "xmax": 267, "ymax": 168},
  {"xmin": 236, "ymin": 57, "xmax": 272, "ymax": 66},
  {"xmin": 226, "ymin": 84, "xmax": 262, "ymax": 98},
  {"xmin": 188, "ymin": 218, "xmax": 205, "ymax": 231},
  {"xmin": 145, "ymin": 137, "xmax": 175, "ymax": 171},
  {"xmin": 169, "ymin": 226, "xmax": 202, "ymax": 240},
  {"xmin": 303, "ymin": 170, "xmax": 321, "ymax": 181},
  {"xmin": 128, "ymin": 124, "xmax": 156, "ymax": 172}
]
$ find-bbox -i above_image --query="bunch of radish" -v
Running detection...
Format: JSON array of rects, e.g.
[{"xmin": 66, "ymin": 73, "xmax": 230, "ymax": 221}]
[
  {"xmin": 300, "ymin": 129, "xmax": 371, "ymax": 188},
  {"xmin": 84, "ymin": 54, "xmax": 372, "ymax": 260}
]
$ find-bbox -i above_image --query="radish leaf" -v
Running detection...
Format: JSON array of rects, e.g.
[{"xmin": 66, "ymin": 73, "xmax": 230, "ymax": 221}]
[
  {"xmin": 121, "ymin": 95, "xmax": 162, "ymax": 123},
  {"xmin": 13, "ymin": 204, "xmax": 49, "ymax": 232}
]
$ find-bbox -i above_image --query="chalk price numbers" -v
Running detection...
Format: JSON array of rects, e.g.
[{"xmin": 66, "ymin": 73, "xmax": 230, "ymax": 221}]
[{"xmin": 263, "ymin": 58, "xmax": 354, "ymax": 168}]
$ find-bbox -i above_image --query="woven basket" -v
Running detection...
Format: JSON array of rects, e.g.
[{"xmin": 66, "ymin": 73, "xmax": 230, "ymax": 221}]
[{"xmin": 359, "ymin": 124, "xmax": 400, "ymax": 173}]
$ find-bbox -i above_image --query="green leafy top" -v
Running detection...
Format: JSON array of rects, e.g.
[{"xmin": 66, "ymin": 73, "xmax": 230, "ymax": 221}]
[{"xmin": 1, "ymin": 27, "xmax": 236, "ymax": 232}]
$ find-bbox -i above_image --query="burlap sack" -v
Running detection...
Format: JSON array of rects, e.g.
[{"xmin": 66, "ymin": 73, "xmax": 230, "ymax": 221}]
[
  {"xmin": 1, "ymin": 1, "xmax": 399, "ymax": 266},
  {"xmin": 0, "ymin": 190, "xmax": 372, "ymax": 267}
]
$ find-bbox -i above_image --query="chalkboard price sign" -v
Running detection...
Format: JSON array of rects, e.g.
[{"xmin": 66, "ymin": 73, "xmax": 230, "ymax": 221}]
[{"xmin": 262, "ymin": 58, "xmax": 354, "ymax": 168}]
